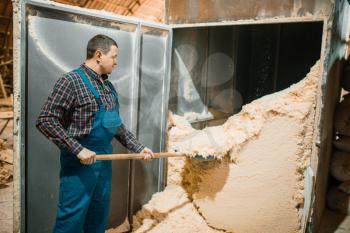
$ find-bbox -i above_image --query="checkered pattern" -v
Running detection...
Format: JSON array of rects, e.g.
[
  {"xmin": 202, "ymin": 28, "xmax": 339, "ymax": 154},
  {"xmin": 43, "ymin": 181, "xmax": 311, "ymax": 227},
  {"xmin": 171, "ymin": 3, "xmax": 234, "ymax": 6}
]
[{"xmin": 36, "ymin": 64, "xmax": 145, "ymax": 155}]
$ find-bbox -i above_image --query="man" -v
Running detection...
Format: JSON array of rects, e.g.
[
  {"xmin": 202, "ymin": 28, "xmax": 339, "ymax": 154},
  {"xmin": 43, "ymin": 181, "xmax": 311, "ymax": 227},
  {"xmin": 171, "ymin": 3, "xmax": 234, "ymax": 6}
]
[{"xmin": 36, "ymin": 34, "xmax": 154, "ymax": 233}]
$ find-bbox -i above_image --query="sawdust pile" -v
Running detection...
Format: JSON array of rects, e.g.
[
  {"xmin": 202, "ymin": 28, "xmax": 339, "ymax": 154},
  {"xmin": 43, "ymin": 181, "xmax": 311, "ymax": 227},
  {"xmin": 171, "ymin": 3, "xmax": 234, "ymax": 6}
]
[
  {"xmin": 0, "ymin": 139, "xmax": 13, "ymax": 186},
  {"xmin": 0, "ymin": 104, "xmax": 14, "ymax": 187},
  {"xmin": 126, "ymin": 61, "xmax": 320, "ymax": 233}
]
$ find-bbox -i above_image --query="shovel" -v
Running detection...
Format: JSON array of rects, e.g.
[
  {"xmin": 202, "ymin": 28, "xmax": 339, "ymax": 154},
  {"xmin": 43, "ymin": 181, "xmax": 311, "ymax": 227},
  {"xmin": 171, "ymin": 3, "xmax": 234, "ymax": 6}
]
[{"xmin": 96, "ymin": 152, "xmax": 215, "ymax": 161}]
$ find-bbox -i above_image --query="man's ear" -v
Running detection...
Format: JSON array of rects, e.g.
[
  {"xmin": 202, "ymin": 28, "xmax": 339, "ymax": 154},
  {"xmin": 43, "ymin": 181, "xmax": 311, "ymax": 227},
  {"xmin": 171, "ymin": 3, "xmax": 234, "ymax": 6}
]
[{"xmin": 95, "ymin": 49, "xmax": 103, "ymax": 62}]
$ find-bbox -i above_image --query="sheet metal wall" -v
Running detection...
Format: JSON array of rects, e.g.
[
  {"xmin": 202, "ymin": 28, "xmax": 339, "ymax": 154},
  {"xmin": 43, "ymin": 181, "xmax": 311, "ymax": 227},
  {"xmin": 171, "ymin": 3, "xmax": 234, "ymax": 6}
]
[
  {"xmin": 169, "ymin": 27, "xmax": 238, "ymax": 128},
  {"xmin": 169, "ymin": 28, "xmax": 210, "ymax": 117},
  {"xmin": 133, "ymin": 26, "xmax": 170, "ymax": 212},
  {"xmin": 24, "ymin": 2, "xmax": 171, "ymax": 232},
  {"xmin": 165, "ymin": 0, "xmax": 332, "ymax": 24}
]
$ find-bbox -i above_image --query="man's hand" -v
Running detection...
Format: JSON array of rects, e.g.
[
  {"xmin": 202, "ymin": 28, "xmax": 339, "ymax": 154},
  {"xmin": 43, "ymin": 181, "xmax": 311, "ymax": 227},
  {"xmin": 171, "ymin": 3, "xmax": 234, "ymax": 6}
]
[
  {"xmin": 77, "ymin": 148, "xmax": 96, "ymax": 165},
  {"xmin": 140, "ymin": 147, "xmax": 154, "ymax": 160}
]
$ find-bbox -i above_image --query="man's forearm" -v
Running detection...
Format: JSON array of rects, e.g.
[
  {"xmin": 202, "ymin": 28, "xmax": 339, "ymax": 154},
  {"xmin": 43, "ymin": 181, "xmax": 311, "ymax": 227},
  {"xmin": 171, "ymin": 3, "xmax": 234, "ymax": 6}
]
[{"xmin": 115, "ymin": 124, "xmax": 145, "ymax": 153}]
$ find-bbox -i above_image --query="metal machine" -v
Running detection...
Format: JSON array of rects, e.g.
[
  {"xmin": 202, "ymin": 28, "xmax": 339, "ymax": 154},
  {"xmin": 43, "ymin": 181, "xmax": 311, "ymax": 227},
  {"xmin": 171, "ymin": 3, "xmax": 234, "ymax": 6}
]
[{"xmin": 15, "ymin": 0, "xmax": 350, "ymax": 232}]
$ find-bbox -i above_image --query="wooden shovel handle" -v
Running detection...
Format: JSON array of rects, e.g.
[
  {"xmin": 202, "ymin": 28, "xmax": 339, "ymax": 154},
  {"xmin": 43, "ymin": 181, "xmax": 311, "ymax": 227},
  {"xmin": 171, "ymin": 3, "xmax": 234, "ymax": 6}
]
[{"xmin": 96, "ymin": 152, "xmax": 185, "ymax": 160}]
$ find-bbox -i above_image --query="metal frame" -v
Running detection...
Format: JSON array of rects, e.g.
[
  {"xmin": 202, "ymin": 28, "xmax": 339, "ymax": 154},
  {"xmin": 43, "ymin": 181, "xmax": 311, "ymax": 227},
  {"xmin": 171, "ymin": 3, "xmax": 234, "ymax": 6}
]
[
  {"xmin": 18, "ymin": 0, "xmax": 172, "ymax": 232},
  {"xmin": 19, "ymin": 2, "xmax": 27, "ymax": 232},
  {"xmin": 126, "ymin": 21, "xmax": 142, "ymax": 231},
  {"xmin": 167, "ymin": 18, "xmax": 328, "ymax": 233},
  {"xmin": 170, "ymin": 16, "xmax": 325, "ymax": 28},
  {"xmin": 158, "ymin": 27, "xmax": 173, "ymax": 191},
  {"xmin": 25, "ymin": 0, "xmax": 170, "ymax": 30}
]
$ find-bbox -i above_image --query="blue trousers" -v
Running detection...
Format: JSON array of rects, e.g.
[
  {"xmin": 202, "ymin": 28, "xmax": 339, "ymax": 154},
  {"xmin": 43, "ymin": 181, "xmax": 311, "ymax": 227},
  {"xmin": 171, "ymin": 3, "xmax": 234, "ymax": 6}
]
[{"xmin": 53, "ymin": 158, "xmax": 112, "ymax": 233}]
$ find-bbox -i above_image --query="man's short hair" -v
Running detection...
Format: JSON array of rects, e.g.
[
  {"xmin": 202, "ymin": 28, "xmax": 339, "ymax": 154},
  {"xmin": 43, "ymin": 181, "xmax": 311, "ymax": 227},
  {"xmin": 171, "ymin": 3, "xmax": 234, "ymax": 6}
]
[{"xmin": 86, "ymin": 34, "xmax": 118, "ymax": 59}]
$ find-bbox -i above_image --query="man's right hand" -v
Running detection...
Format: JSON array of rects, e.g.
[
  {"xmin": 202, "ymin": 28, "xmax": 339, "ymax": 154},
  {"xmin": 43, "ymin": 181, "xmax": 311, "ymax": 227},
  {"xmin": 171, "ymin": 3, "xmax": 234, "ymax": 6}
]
[{"xmin": 77, "ymin": 148, "xmax": 96, "ymax": 165}]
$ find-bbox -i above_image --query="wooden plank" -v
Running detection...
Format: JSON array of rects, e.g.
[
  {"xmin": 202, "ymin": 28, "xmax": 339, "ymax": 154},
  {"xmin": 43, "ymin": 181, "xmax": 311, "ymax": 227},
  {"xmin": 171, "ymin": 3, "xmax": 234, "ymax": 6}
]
[
  {"xmin": 0, "ymin": 60, "xmax": 12, "ymax": 67},
  {"xmin": 0, "ymin": 111, "xmax": 13, "ymax": 119},
  {"xmin": 0, "ymin": 74, "xmax": 7, "ymax": 98},
  {"xmin": 0, "ymin": 96, "xmax": 13, "ymax": 107},
  {"xmin": 0, "ymin": 15, "xmax": 11, "ymax": 21}
]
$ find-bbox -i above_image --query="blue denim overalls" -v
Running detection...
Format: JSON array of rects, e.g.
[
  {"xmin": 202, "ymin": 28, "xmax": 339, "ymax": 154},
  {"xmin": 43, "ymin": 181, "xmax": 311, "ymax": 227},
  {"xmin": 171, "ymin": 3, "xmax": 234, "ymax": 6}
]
[{"xmin": 53, "ymin": 68, "xmax": 122, "ymax": 233}]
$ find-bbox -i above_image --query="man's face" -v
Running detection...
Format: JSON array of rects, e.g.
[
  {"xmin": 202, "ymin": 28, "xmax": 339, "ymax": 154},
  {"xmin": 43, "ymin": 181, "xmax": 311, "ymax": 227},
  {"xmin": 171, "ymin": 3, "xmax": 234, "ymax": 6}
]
[{"xmin": 100, "ymin": 45, "xmax": 118, "ymax": 74}]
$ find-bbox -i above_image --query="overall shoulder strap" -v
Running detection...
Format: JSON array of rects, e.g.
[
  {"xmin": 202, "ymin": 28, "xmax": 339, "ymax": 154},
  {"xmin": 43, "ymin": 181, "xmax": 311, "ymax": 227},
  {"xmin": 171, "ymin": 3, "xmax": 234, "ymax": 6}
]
[
  {"xmin": 75, "ymin": 69, "xmax": 103, "ymax": 106},
  {"xmin": 103, "ymin": 80, "xmax": 120, "ymax": 114},
  {"xmin": 106, "ymin": 81, "xmax": 119, "ymax": 100}
]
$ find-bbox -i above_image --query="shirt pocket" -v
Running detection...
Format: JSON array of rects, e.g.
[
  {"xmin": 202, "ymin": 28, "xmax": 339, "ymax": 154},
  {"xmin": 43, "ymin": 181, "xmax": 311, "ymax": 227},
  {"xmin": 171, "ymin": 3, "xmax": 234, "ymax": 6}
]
[
  {"xmin": 75, "ymin": 94, "xmax": 98, "ymax": 111},
  {"xmin": 72, "ymin": 94, "xmax": 96, "ymax": 132},
  {"xmin": 74, "ymin": 94, "xmax": 98, "ymax": 122},
  {"xmin": 76, "ymin": 94, "xmax": 93, "ymax": 106}
]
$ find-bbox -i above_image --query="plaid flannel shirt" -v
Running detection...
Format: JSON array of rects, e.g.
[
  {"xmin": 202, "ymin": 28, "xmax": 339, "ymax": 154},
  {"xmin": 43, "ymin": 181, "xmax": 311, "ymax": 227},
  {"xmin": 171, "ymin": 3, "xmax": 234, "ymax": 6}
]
[{"xmin": 36, "ymin": 64, "xmax": 145, "ymax": 156}]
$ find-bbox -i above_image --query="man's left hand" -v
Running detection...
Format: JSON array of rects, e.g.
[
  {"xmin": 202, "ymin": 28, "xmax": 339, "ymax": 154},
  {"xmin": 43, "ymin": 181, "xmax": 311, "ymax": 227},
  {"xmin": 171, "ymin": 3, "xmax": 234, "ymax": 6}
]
[{"xmin": 140, "ymin": 147, "xmax": 154, "ymax": 160}]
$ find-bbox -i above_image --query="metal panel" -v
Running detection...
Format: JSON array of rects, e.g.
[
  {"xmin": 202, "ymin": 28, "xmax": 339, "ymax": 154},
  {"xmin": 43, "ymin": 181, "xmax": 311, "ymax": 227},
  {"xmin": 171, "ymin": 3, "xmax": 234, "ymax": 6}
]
[
  {"xmin": 132, "ymin": 26, "xmax": 171, "ymax": 214},
  {"xmin": 206, "ymin": 26, "xmax": 239, "ymax": 115},
  {"xmin": 169, "ymin": 26, "xmax": 239, "ymax": 128},
  {"xmin": 169, "ymin": 28, "xmax": 210, "ymax": 120},
  {"xmin": 25, "ymin": 4, "xmax": 139, "ymax": 232},
  {"xmin": 166, "ymin": 0, "xmax": 333, "ymax": 24},
  {"xmin": 246, "ymin": 25, "xmax": 280, "ymax": 102}
]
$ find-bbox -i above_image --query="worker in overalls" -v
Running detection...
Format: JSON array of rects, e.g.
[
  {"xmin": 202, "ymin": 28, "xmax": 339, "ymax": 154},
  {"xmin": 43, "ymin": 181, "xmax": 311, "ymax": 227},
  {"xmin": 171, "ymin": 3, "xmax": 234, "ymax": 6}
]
[{"xmin": 36, "ymin": 34, "xmax": 154, "ymax": 233}]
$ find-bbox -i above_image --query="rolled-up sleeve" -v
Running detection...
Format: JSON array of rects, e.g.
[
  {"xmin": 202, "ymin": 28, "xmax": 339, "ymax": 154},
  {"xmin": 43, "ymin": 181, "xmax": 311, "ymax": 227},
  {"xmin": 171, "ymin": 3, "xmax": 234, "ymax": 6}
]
[
  {"xmin": 36, "ymin": 76, "xmax": 84, "ymax": 155},
  {"xmin": 114, "ymin": 123, "xmax": 145, "ymax": 153}
]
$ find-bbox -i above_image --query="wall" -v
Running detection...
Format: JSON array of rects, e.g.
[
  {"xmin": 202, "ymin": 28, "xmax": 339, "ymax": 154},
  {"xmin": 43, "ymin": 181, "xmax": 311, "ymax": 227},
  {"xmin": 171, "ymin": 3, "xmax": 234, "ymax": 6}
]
[{"xmin": 165, "ymin": 0, "xmax": 333, "ymax": 24}]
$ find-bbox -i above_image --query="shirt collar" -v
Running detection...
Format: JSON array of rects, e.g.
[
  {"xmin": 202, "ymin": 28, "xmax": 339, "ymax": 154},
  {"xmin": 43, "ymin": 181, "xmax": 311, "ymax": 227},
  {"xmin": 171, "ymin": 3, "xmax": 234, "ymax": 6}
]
[
  {"xmin": 80, "ymin": 64, "xmax": 101, "ymax": 81},
  {"xmin": 81, "ymin": 64, "xmax": 109, "ymax": 81}
]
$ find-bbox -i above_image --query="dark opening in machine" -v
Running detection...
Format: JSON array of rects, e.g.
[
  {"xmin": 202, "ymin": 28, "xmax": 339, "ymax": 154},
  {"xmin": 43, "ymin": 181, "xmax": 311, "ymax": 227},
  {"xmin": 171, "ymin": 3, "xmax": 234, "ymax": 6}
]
[{"xmin": 169, "ymin": 21, "xmax": 323, "ymax": 129}]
